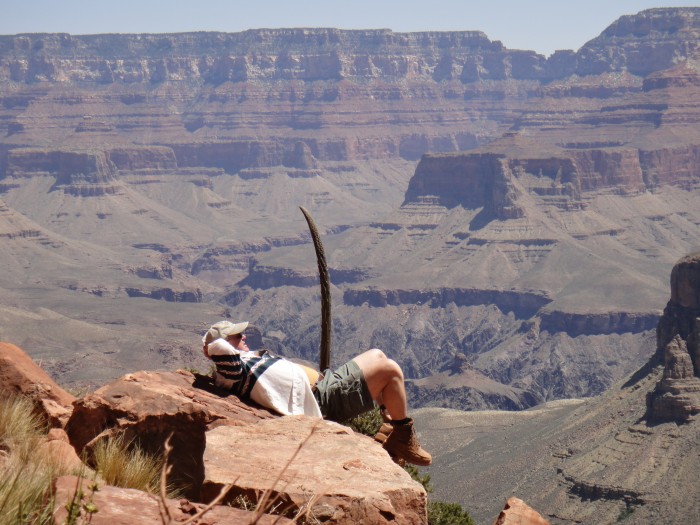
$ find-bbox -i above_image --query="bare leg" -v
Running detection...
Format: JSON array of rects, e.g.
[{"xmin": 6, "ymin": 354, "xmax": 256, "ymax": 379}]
[
  {"xmin": 354, "ymin": 349, "xmax": 432, "ymax": 466},
  {"xmin": 352, "ymin": 348, "xmax": 407, "ymax": 420}
]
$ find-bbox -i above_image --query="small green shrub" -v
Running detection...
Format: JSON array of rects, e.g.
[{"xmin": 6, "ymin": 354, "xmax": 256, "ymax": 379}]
[
  {"xmin": 62, "ymin": 477, "xmax": 100, "ymax": 525},
  {"xmin": 617, "ymin": 506, "xmax": 634, "ymax": 521},
  {"xmin": 404, "ymin": 464, "xmax": 433, "ymax": 494},
  {"xmin": 345, "ymin": 405, "xmax": 383, "ymax": 436},
  {"xmin": 92, "ymin": 433, "xmax": 162, "ymax": 493},
  {"xmin": 428, "ymin": 500, "xmax": 476, "ymax": 525}
]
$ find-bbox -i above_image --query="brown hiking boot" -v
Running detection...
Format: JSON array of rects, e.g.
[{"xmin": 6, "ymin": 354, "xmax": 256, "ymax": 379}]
[
  {"xmin": 374, "ymin": 422, "xmax": 407, "ymax": 466},
  {"xmin": 382, "ymin": 419, "xmax": 432, "ymax": 466},
  {"xmin": 374, "ymin": 411, "xmax": 407, "ymax": 466}
]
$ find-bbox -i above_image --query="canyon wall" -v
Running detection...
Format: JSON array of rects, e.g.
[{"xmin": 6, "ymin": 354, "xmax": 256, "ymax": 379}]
[{"xmin": 1, "ymin": 8, "xmax": 700, "ymax": 409}]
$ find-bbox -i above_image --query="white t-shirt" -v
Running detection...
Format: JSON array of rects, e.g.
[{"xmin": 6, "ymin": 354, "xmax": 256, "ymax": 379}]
[{"xmin": 207, "ymin": 338, "xmax": 322, "ymax": 418}]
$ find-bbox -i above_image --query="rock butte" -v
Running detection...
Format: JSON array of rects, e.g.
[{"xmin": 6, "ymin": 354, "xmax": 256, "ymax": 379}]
[{"xmin": 415, "ymin": 252, "xmax": 700, "ymax": 524}]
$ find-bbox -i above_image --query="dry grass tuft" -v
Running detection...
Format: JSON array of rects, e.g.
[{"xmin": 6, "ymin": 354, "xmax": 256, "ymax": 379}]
[
  {"xmin": 0, "ymin": 396, "xmax": 55, "ymax": 525},
  {"xmin": 93, "ymin": 433, "xmax": 162, "ymax": 493},
  {"xmin": 0, "ymin": 395, "xmax": 44, "ymax": 462}
]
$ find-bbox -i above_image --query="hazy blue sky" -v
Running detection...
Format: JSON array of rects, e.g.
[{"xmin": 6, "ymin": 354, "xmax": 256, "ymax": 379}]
[{"xmin": 3, "ymin": 1, "xmax": 699, "ymax": 56}]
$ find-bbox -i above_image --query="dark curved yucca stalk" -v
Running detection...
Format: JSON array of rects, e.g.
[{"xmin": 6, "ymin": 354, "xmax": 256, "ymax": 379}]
[{"xmin": 299, "ymin": 206, "xmax": 331, "ymax": 372}]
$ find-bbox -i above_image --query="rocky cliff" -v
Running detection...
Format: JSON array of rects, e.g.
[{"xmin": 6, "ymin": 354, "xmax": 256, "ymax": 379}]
[
  {"xmin": 243, "ymin": 49, "xmax": 700, "ymax": 405},
  {"xmin": 0, "ymin": 341, "xmax": 430, "ymax": 524}
]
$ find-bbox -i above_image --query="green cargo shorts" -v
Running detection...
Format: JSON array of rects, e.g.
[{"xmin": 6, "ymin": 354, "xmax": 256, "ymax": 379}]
[{"xmin": 312, "ymin": 359, "xmax": 375, "ymax": 423}]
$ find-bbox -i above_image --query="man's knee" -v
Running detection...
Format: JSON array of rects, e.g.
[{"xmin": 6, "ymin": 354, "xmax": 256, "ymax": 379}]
[
  {"xmin": 388, "ymin": 358, "xmax": 403, "ymax": 380},
  {"xmin": 369, "ymin": 349, "xmax": 403, "ymax": 379},
  {"xmin": 367, "ymin": 348, "xmax": 387, "ymax": 362},
  {"xmin": 355, "ymin": 349, "xmax": 403, "ymax": 379},
  {"xmin": 354, "ymin": 348, "xmax": 386, "ymax": 368}
]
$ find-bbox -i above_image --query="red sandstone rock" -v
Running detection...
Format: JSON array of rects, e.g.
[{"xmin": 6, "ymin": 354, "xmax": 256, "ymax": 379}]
[
  {"xmin": 202, "ymin": 416, "xmax": 428, "ymax": 525},
  {"xmin": 38, "ymin": 429, "xmax": 85, "ymax": 474},
  {"xmin": 52, "ymin": 475, "xmax": 291, "ymax": 525},
  {"xmin": 64, "ymin": 370, "xmax": 428, "ymax": 522},
  {"xmin": 65, "ymin": 369, "xmax": 275, "ymax": 498},
  {"xmin": 0, "ymin": 342, "xmax": 75, "ymax": 428},
  {"xmin": 492, "ymin": 497, "xmax": 549, "ymax": 525}
]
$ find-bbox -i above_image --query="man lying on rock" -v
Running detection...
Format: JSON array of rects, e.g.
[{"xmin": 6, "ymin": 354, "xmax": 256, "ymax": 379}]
[{"xmin": 202, "ymin": 320, "xmax": 432, "ymax": 466}]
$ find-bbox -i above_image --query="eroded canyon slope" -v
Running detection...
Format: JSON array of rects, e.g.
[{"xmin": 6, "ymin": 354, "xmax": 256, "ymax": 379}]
[
  {"xmin": 0, "ymin": 8, "xmax": 699, "ymax": 407},
  {"xmin": 414, "ymin": 252, "xmax": 700, "ymax": 525}
]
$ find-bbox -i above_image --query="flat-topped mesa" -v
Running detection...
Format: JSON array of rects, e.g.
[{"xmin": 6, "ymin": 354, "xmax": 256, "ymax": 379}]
[
  {"xmin": 403, "ymin": 153, "xmax": 524, "ymax": 219},
  {"xmin": 405, "ymin": 148, "xmax": 650, "ymax": 216},
  {"xmin": 6, "ymin": 148, "xmax": 122, "ymax": 196},
  {"xmin": 647, "ymin": 252, "xmax": 700, "ymax": 423}
]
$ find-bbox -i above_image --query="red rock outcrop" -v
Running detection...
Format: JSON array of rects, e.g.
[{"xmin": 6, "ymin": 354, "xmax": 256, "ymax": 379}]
[
  {"xmin": 203, "ymin": 416, "xmax": 427, "ymax": 524},
  {"xmin": 38, "ymin": 428, "xmax": 85, "ymax": 474},
  {"xmin": 65, "ymin": 370, "xmax": 275, "ymax": 498},
  {"xmin": 492, "ymin": 497, "xmax": 549, "ymax": 525},
  {"xmin": 0, "ymin": 344, "xmax": 426, "ymax": 522},
  {"xmin": 52, "ymin": 475, "xmax": 291, "ymax": 525},
  {"xmin": 0, "ymin": 341, "xmax": 75, "ymax": 427},
  {"xmin": 65, "ymin": 369, "xmax": 428, "ymax": 522}
]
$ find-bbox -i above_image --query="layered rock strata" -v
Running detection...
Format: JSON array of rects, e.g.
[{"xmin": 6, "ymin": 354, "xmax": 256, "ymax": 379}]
[{"xmin": 1, "ymin": 9, "xmax": 699, "ymax": 177}]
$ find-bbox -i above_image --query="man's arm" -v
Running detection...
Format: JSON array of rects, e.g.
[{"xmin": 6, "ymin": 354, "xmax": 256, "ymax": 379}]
[{"xmin": 206, "ymin": 339, "xmax": 245, "ymax": 384}]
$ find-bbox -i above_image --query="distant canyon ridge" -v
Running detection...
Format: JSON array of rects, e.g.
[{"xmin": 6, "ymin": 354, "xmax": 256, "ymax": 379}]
[{"xmin": 1, "ymin": 8, "xmax": 700, "ymax": 409}]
